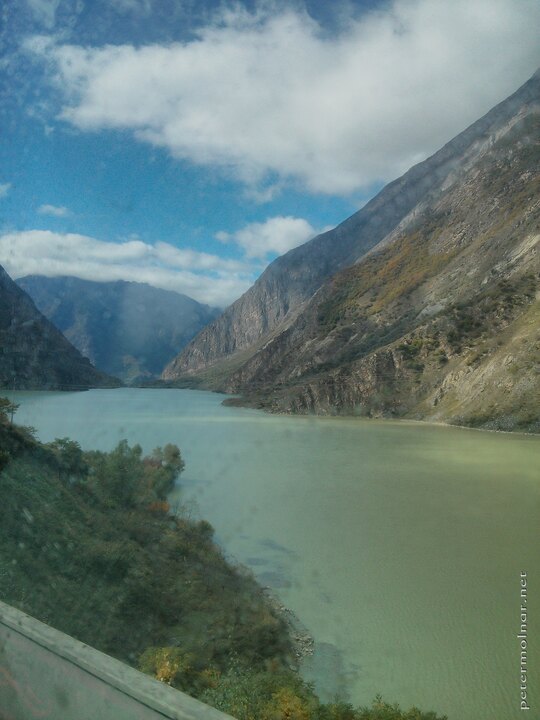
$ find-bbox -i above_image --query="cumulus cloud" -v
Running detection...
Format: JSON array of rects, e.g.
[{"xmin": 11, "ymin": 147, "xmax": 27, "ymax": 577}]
[
  {"xmin": 0, "ymin": 230, "xmax": 255, "ymax": 307},
  {"xmin": 38, "ymin": 204, "xmax": 71, "ymax": 217},
  {"xmin": 217, "ymin": 216, "xmax": 319, "ymax": 259},
  {"xmin": 0, "ymin": 184, "xmax": 11, "ymax": 199},
  {"xmin": 27, "ymin": 0, "xmax": 540, "ymax": 195}
]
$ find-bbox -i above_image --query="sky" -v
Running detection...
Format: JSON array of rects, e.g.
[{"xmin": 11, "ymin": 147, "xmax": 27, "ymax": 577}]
[{"xmin": 0, "ymin": 0, "xmax": 539, "ymax": 307}]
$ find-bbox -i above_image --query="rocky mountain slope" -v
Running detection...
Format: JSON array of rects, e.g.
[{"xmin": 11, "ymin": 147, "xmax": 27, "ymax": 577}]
[
  {"xmin": 164, "ymin": 69, "xmax": 540, "ymax": 432},
  {"xmin": 0, "ymin": 265, "xmax": 117, "ymax": 390},
  {"xmin": 17, "ymin": 276, "xmax": 219, "ymax": 383},
  {"xmin": 165, "ymin": 69, "xmax": 540, "ymax": 379}
]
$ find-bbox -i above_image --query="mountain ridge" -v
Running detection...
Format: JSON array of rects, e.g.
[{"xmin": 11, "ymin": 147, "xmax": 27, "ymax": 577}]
[
  {"xmin": 0, "ymin": 265, "xmax": 118, "ymax": 390},
  {"xmin": 165, "ymin": 68, "xmax": 540, "ymax": 382},
  {"xmin": 163, "ymin": 69, "xmax": 540, "ymax": 432},
  {"xmin": 17, "ymin": 276, "xmax": 219, "ymax": 383},
  {"xmin": 221, "ymin": 113, "xmax": 540, "ymax": 431}
]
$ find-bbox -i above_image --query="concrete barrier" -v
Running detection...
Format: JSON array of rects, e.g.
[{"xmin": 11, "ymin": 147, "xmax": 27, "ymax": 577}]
[{"xmin": 0, "ymin": 600, "xmax": 235, "ymax": 720}]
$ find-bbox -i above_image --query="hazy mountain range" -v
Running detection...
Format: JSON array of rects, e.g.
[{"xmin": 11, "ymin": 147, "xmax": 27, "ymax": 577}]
[
  {"xmin": 163, "ymin": 68, "xmax": 540, "ymax": 432},
  {"xmin": 16, "ymin": 277, "xmax": 219, "ymax": 383},
  {"xmin": 0, "ymin": 266, "xmax": 117, "ymax": 390}
]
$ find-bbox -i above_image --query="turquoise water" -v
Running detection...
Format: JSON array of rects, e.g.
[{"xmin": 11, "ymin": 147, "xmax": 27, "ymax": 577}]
[{"xmin": 10, "ymin": 388, "xmax": 540, "ymax": 719}]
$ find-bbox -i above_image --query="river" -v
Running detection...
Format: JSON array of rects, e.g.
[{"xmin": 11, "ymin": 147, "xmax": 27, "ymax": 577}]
[{"xmin": 9, "ymin": 388, "xmax": 540, "ymax": 720}]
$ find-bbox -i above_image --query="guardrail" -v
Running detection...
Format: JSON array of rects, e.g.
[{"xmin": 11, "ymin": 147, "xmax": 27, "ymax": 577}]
[{"xmin": 0, "ymin": 600, "xmax": 235, "ymax": 720}]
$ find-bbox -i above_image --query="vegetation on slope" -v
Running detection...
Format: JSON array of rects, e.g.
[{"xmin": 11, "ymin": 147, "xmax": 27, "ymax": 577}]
[
  {"xmin": 217, "ymin": 113, "xmax": 540, "ymax": 432},
  {"xmin": 0, "ymin": 400, "xmax": 446, "ymax": 719},
  {"xmin": 165, "ymin": 71, "xmax": 540, "ymax": 387}
]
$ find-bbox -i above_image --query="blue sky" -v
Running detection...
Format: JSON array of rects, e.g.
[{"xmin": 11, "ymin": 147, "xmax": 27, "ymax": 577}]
[{"xmin": 1, "ymin": 0, "xmax": 539, "ymax": 307}]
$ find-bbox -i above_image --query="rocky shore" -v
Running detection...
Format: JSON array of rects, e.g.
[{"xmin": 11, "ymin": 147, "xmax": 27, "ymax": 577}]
[{"xmin": 262, "ymin": 587, "xmax": 315, "ymax": 663}]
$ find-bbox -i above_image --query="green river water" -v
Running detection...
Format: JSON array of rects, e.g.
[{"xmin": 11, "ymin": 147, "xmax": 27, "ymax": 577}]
[{"xmin": 9, "ymin": 388, "xmax": 540, "ymax": 720}]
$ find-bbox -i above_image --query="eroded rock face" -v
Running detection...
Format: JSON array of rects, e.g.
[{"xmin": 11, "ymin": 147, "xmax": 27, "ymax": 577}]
[
  {"xmin": 0, "ymin": 266, "xmax": 117, "ymax": 390},
  {"xmin": 165, "ymin": 69, "xmax": 540, "ymax": 432},
  {"xmin": 165, "ymin": 70, "xmax": 539, "ymax": 380}
]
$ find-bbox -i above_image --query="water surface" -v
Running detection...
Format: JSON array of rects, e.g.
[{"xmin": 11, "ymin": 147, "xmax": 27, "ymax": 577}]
[{"xmin": 11, "ymin": 388, "xmax": 540, "ymax": 720}]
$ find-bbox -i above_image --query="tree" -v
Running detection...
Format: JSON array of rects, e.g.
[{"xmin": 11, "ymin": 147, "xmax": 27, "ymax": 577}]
[
  {"xmin": 0, "ymin": 397, "xmax": 19, "ymax": 425},
  {"xmin": 48, "ymin": 438, "xmax": 87, "ymax": 480},
  {"xmin": 85, "ymin": 441, "xmax": 184, "ymax": 508},
  {"xmin": 152, "ymin": 443, "xmax": 185, "ymax": 475},
  {"xmin": 150, "ymin": 444, "xmax": 185, "ymax": 498}
]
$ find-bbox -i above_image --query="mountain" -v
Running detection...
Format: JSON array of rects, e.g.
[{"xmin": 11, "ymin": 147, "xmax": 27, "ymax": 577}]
[
  {"xmin": 0, "ymin": 265, "xmax": 117, "ymax": 390},
  {"xmin": 164, "ymin": 69, "xmax": 540, "ymax": 432},
  {"xmin": 17, "ymin": 277, "xmax": 220, "ymax": 383}
]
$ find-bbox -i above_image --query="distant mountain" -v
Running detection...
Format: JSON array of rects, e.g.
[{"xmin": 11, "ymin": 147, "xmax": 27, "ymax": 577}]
[
  {"xmin": 0, "ymin": 265, "xmax": 117, "ymax": 390},
  {"xmin": 164, "ymin": 69, "xmax": 540, "ymax": 432},
  {"xmin": 17, "ymin": 277, "xmax": 219, "ymax": 383}
]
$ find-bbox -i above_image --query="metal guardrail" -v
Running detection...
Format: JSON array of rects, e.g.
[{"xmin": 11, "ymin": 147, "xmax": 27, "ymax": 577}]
[{"xmin": 0, "ymin": 600, "xmax": 235, "ymax": 720}]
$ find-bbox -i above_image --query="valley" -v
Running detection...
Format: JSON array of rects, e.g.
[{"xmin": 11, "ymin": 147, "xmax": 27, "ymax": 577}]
[
  {"xmin": 9, "ymin": 388, "xmax": 540, "ymax": 720},
  {"xmin": 163, "ymin": 71, "xmax": 540, "ymax": 433}
]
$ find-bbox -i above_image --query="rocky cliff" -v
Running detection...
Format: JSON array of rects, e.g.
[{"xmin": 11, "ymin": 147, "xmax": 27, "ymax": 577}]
[
  {"xmin": 17, "ymin": 277, "xmax": 219, "ymax": 383},
  {"xmin": 164, "ymin": 70, "xmax": 540, "ymax": 432},
  {"xmin": 0, "ymin": 266, "xmax": 117, "ymax": 390},
  {"xmin": 164, "ymin": 69, "xmax": 540, "ymax": 392},
  {"xmin": 223, "ymin": 110, "xmax": 539, "ymax": 431}
]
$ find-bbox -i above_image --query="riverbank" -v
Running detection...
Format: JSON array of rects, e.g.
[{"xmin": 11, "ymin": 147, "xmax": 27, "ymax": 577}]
[
  {"xmin": 0, "ymin": 412, "xmax": 452, "ymax": 720},
  {"xmin": 221, "ymin": 394, "xmax": 540, "ymax": 435},
  {"xmin": 8, "ymin": 387, "xmax": 539, "ymax": 719},
  {"xmin": 261, "ymin": 587, "xmax": 315, "ymax": 663},
  {"xmin": 0, "ymin": 420, "xmax": 294, "ymax": 690}
]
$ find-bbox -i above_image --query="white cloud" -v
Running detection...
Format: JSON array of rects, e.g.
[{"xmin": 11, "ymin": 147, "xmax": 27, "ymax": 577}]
[
  {"xmin": 27, "ymin": 0, "xmax": 540, "ymax": 195},
  {"xmin": 0, "ymin": 183, "xmax": 11, "ymax": 199},
  {"xmin": 0, "ymin": 230, "xmax": 255, "ymax": 307},
  {"xmin": 217, "ymin": 216, "xmax": 319, "ymax": 259},
  {"xmin": 38, "ymin": 204, "xmax": 71, "ymax": 217}
]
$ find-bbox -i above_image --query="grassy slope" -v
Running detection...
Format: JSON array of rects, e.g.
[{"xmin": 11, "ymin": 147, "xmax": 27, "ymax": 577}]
[
  {"xmin": 0, "ymin": 416, "xmax": 446, "ymax": 719},
  {"xmin": 0, "ymin": 426, "xmax": 291, "ymax": 671}
]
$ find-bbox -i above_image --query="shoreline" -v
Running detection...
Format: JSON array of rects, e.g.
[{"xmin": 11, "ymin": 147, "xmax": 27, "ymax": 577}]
[
  {"xmin": 220, "ymin": 394, "xmax": 539, "ymax": 438},
  {"xmin": 8, "ymin": 385, "xmax": 538, "ymax": 437},
  {"xmin": 260, "ymin": 586, "xmax": 315, "ymax": 664}
]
